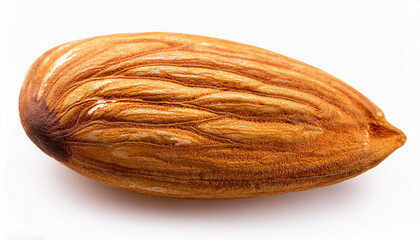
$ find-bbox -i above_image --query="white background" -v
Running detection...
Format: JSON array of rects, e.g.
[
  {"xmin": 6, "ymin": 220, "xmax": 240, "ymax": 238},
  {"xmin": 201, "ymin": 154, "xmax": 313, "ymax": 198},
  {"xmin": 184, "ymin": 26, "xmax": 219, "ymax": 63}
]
[{"xmin": 1, "ymin": 0, "xmax": 419, "ymax": 239}]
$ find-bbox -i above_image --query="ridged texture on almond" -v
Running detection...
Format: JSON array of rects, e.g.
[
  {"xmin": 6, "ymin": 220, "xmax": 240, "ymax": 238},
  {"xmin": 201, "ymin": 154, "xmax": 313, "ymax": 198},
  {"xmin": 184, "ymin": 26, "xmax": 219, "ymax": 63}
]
[{"xmin": 19, "ymin": 32, "xmax": 406, "ymax": 199}]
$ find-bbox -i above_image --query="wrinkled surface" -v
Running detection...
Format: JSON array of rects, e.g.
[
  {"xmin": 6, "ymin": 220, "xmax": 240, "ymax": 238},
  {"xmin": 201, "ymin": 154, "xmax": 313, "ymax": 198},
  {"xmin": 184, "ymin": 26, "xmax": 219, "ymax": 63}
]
[{"xmin": 19, "ymin": 33, "xmax": 406, "ymax": 199}]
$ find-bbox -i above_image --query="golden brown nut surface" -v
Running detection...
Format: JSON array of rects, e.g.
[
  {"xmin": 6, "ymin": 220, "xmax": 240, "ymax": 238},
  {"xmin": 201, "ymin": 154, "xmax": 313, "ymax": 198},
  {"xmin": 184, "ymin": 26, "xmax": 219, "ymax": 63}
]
[{"xmin": 19, "ymin": 32, "xmax": 406, "ymax": 199}]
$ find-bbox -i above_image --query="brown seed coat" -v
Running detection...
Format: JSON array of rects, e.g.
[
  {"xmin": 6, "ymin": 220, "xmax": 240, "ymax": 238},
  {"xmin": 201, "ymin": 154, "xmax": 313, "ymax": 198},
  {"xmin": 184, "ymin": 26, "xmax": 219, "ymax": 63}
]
[{"xmin": 19, "ymin": 32, "xmax": 406, "ymax": 199}]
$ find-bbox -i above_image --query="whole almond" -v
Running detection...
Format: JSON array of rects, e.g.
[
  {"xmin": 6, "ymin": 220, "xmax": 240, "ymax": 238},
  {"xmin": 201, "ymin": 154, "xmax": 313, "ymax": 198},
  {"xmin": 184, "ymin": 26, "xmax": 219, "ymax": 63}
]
[{"xmin": 19, "ymin": 32, "xmax": 406, "ymax": 199}]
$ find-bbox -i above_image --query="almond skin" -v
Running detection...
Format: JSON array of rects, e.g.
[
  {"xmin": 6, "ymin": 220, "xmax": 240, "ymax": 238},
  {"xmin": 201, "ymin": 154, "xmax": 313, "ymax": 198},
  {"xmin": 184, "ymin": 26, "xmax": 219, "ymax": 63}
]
[{"xmin": 19, "ymin": 32, "xmax": 406, "ymax": 199}]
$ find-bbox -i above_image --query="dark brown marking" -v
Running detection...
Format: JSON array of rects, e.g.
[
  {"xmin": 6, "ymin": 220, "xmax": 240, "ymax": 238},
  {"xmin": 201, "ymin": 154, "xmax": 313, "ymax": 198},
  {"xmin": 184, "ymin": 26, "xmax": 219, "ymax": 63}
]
[{"xmin": 19, "ymin": 97, "xmax": 70, "ymax": 162}]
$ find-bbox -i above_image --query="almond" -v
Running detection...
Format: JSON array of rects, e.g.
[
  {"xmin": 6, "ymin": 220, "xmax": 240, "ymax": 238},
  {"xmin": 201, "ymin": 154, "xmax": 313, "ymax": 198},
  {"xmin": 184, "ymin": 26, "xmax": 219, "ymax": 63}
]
[{"xmin": 19, "ymin": 33, "xmax": 406, "ymax": 199}]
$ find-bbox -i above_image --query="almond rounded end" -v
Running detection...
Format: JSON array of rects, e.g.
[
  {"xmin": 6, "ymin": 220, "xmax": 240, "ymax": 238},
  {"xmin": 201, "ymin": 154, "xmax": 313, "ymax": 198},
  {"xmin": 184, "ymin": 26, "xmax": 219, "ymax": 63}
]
[{"xmin": 19, "ymin": 97, "xmax": 70, "ymax": 162}]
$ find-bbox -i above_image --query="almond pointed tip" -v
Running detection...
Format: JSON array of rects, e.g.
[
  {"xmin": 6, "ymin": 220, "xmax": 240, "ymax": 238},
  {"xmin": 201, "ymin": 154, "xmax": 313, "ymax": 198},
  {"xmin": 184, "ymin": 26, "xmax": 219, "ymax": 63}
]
[{"xmin": 369, "ymin": 120, "xmax": 406, "ymax": 150}]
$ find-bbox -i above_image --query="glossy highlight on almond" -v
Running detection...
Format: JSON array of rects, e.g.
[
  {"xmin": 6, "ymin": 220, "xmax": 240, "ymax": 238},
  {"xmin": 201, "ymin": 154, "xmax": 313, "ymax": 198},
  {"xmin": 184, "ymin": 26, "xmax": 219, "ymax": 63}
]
[{"xmin": 19, "ymin": 32, "xmax": 406, "ymax": 199}]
